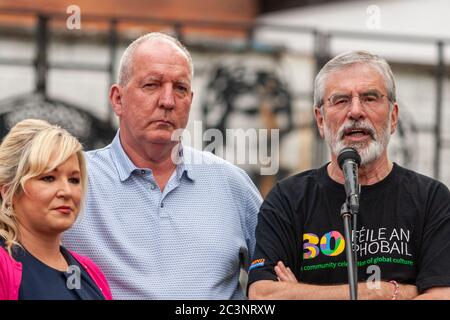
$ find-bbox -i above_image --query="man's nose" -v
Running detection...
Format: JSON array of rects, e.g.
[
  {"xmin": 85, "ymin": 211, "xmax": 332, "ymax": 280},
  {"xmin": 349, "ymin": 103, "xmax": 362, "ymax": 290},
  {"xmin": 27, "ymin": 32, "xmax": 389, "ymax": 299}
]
[
  {"xmin": 347, "ymin": 96, "xmax": 366, "ymax": 120},
  {"xmin": 159, "ymin": 83, "xmax": 175, "ymax": 109}
]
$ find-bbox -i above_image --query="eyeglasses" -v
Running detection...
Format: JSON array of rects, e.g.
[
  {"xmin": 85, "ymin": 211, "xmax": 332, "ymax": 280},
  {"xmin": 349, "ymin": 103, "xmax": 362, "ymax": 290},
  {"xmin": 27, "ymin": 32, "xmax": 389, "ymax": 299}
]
[{"xmin": 325, "ymin": 91, "xmax": 389, "ymax": 109}]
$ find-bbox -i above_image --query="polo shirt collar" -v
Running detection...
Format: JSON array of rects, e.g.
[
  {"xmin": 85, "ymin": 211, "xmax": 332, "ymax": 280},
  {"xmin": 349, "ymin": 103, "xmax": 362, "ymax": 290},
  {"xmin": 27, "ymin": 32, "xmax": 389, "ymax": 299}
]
[
  {"xmin": 175, "ymin": 144, "xmax": 196, "ymax": 181},
  {"xmin": 110, "ymin": 131, "xmax": 196, "ymax": 182}
]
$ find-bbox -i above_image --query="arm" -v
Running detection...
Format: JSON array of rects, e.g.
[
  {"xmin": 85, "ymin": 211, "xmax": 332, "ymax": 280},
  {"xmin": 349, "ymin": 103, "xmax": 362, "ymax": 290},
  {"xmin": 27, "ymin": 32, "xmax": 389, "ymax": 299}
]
[
  {"xmin": 415, "ymin": 182, "xmax": 450, "ymax": 297},
  {"xmin": 249, "ymin": 261, "xmax": 418, "ymax": 300},
  {"xmin": 414, "ymin": 287, "xmax": 450, "ymax": 300},
  {"xmin": 249, "ymin": 279, "xmax": 368, "ymax": 300}
]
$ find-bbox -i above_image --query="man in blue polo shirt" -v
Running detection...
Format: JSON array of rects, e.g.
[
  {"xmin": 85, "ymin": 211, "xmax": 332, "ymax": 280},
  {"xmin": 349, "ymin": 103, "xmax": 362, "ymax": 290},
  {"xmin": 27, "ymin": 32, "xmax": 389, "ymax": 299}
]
[{"xmin": 63, "ymin": 32, "xmax": 262, "ymax": 299}]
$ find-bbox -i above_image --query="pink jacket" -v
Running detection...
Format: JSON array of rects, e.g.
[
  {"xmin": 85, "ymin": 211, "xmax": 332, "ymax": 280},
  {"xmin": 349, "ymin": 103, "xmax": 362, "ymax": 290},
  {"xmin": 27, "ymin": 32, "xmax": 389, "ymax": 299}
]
[{"xmin": 0, "ymin": 246, "xmax": 112, "ymax": 300}]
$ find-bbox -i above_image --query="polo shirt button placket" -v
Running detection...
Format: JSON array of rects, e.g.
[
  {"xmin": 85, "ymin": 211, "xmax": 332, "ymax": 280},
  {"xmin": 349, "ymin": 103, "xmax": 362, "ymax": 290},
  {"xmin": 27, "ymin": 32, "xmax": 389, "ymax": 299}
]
[{"xmin": 159, "ymin": 201, "xmax": 169, "ymax": 218}]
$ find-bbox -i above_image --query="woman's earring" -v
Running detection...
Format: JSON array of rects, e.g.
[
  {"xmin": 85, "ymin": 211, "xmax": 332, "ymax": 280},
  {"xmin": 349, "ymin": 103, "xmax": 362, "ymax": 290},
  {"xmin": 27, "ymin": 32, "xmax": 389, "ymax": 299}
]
[{"xmin": 4, "ymin": 203, "xmax": 13, "ymax": 218}]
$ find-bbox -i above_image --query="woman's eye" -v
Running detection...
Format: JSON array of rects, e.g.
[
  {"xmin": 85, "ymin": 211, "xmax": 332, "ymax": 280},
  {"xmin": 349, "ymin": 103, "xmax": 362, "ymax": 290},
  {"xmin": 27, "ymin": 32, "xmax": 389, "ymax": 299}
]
[
  {"xmin": 41, "ymin": 176, "xmax": 55, "ymax": 182},
  {"xmin": 69, "ymin": 177, "xmax": 80, "ymax": 184}
]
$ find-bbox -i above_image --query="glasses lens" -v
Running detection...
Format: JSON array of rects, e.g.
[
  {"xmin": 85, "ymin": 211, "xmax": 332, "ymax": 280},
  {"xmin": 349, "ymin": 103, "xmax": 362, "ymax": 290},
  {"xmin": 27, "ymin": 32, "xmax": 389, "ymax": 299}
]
[
  {"xmin": 329, "ymin": 94, "xmax": 350, "ymax": 107},
  {"xmin": 361, "ymin": 92, "xmax": 383, "ymax": 107}
]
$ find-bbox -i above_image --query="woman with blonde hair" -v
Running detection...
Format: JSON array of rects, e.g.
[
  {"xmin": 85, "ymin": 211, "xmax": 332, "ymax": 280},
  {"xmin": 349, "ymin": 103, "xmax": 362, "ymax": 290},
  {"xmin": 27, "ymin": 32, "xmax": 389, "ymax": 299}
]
[{"xmin": 0, "ymin": 119, "xmax": 112, "ymax": 300}]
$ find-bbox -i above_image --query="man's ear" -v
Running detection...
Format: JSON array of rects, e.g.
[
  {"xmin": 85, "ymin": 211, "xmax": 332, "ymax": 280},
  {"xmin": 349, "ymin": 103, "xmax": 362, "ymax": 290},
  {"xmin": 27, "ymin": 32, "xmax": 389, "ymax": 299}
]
[
  {"xmin": 390, "ymin": 103, "xmax": 399, "ymax": 134},
  {"xmin": 109, "ymin": 84, "xmax": 124, "ymax": 117},
  {"xmin": 314, "ymin": 107, "xmax": 325, "ymax": 138}
]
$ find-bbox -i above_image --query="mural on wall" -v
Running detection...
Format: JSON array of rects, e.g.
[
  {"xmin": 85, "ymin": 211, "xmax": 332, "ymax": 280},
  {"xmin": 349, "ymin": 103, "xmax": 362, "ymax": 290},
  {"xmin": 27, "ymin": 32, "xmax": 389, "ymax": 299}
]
[
  {"xmin": 201, "ymin": 63, "xmax": 418, "ymax": 195},
  {"xmin": 0, "ymin": 93, "xmax": 116, "ymax": 149},
  {"xmin": 202, "ymin": 64, "xmax": 295, "ymax": 196}
]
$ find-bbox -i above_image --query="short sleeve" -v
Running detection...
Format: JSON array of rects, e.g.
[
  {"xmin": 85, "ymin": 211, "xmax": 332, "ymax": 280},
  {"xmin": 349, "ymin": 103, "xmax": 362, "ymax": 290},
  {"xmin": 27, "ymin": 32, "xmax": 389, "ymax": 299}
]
[
  {"xmin": 227, "ymin": 166, "xmax": 263, "ymax": 270},
  {"xmin": 247, "ymin": 182, "xmax": 299, "ymax": 286},
  {"xmin": 416, "ymin": 182, "xmax": 450, "ymax": 292}
]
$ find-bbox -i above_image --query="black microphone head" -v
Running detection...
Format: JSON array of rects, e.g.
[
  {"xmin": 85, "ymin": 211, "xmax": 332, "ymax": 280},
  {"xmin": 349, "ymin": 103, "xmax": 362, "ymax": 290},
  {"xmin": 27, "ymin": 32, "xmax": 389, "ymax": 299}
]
[{"xmin": 337, "ymin": 147, "xmax": 361, "ymax": 169}]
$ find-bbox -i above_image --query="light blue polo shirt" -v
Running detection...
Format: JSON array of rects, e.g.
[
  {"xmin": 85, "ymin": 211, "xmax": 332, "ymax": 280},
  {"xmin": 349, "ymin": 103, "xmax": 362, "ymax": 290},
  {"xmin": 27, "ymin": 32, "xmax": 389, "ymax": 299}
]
[{"xmin": 63, "ymin": 132, "xmax": 262, "ymax": 299}]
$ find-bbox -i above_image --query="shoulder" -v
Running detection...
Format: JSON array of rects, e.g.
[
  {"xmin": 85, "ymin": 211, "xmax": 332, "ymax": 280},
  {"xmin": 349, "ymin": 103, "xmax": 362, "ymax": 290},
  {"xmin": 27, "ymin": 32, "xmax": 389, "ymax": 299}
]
[
  {"xmin": 395, "ymin": 164, "xmax": 449, "ymax": 195},
  {"xmin": 68, "ymin": 250, "xmax": 106, "ymax": 274},
  {"xmin": 272, "ymin": 167, "xmax": 323, "ymax": 198},
  {"xmin": 67, "ymin": 249, "xmax": 112, "ymax": 300},
  {"xmin": 84, "ymin": 145, "xmax": 113, "ymax": 166},
  {"xmin": 261, "ymin": 167, "xmax": 323, "ymax": 213},
  {"xmin": 0, "ymin": 240, "xmax": 15, "ymax": 265},
  {"xmin": 0, "ymin": 245, "xmax": 18, "ymax": 300},
  {"xmin": 82, "ymin": 145, "xmax": 118, "ymax": 181},
  {"xmin": 67, "ymin": 250, "xmax": 108, "ymax": 283},
  {"xmin": 68, "ymin": 250, "xmax": 96, "ymax": 268},
  {"xmin": 183, "ymin": 146, "xmax": 262, "ymax": 203},
  {"xmin": 0, "ymin": 244, "xmax": 20, "ymax": 276},
  {"xmin": 183, "ymin": 146, "xmax": 231, "ymax": 166},
  {"xmin": 183, "ymin": 146, "xmax": 253, "ymax": 181},
  {"xmin": 0, "ymin": 245, "xmax": 12, "ymax": 265},
  {"xmin": 279, "ymin": 167, "xmax": 322, "ymax": 188}
]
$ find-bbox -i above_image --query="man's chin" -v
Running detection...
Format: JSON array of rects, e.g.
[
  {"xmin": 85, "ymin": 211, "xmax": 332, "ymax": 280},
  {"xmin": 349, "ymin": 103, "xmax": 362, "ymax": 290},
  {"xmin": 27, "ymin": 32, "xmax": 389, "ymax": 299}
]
[
  {"xmin": 338, "ymin": 138, "xmax": 372, "ymax": 152},
  {"xmin": 150, "ymin": 138, "xmax": 178, "ymax": 145},
  {"xmin": 143, "ymin": 129, "xmax": 178, "ymax": 143},
  {"xmin": 346, "ymin": 143, "xmax": 368, "ymax": 153}
]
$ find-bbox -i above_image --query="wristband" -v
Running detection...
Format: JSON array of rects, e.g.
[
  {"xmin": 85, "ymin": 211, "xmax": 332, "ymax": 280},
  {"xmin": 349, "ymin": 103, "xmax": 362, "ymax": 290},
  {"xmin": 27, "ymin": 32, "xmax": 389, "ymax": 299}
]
[{"xmin": 390, "ymin": 280, "xmax": 399, "ymax": 300}]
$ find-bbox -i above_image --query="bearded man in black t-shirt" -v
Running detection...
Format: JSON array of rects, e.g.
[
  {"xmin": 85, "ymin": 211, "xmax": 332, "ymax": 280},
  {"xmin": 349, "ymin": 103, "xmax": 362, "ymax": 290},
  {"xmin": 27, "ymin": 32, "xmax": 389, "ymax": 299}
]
[{"xmin": 248, "ymin": 50, "xmax": 450, "ymax": 300}]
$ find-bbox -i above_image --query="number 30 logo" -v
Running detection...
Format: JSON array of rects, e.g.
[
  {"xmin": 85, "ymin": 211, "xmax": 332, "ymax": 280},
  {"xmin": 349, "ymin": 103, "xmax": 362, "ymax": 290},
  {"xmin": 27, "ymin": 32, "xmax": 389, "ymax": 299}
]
[{"xmin": 303, "ymin": 231, "xmax": 345, "ymax": 259}]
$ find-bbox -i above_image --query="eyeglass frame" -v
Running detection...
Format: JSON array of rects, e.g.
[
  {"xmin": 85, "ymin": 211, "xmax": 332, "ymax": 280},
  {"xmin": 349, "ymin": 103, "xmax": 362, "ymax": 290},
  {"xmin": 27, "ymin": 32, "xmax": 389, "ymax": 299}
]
[{"xmin": 321, "ymin": 90, "xmax": 392, "ymax": 109}]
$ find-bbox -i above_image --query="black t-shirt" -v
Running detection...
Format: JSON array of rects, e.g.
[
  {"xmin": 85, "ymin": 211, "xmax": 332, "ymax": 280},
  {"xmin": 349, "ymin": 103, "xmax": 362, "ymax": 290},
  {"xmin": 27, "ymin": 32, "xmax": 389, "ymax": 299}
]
[{"xmin": 248, "ymin": 163, "xmax": 450, "ymax": 293}]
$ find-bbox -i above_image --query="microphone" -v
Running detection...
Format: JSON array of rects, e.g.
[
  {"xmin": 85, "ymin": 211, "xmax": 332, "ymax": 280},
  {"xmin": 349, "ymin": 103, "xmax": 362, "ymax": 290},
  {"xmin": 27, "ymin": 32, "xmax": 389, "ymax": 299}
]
[{"xmin": 337, "ymin": 147, "xmax": 361, "ymax": 214}]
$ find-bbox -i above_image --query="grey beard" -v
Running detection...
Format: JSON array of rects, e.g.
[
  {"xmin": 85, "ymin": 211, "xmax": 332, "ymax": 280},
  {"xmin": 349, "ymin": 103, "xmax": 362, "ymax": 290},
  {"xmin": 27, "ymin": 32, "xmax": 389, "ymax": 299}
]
[{"xmin": 324, "ymin": 119, "xmax": 391, "ymax": 166}]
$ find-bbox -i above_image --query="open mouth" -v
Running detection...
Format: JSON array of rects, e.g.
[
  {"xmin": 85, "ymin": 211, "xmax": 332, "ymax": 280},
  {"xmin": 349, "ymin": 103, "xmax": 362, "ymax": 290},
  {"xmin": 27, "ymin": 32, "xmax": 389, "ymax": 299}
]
[{"xmin": 342, "ymin": 128, "xmax": 373, "ymax": 139}]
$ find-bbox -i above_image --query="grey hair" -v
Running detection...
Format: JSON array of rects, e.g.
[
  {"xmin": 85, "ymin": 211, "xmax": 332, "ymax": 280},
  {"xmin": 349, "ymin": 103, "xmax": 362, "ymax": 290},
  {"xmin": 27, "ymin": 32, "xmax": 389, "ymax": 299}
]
[
  {"xmin": 313, "ymin": 50, "xmax": 396, "ymax": 110},
  {"xmin": 117, "ymin": 32, "xmax": 194, "ymax": 86}
]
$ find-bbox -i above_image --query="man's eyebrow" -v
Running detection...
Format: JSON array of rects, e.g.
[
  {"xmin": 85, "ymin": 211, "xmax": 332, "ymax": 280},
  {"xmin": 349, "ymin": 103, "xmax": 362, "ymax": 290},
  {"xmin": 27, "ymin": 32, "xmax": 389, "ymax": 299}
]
[
  {"xmin": 140, "ymin": 75, "xmax": 163, "ymax": 82},
  {"xmin": 330, "ymin": 89, "xmax": 382, "ymax": 95},
  {"xmin": 361, "ymin": 89, "xmax": 382, "ymax": 95},
  {"xmin": 329, "ymin": 92, "xmax": 350, "ymax": 97},
  {"xmin": 175, "ymin": 79, "xmax": 191, "ymax": 86}
]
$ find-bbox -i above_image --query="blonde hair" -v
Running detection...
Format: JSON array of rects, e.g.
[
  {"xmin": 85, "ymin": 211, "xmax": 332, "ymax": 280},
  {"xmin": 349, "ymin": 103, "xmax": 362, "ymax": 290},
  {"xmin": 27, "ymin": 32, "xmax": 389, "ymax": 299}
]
[{"xmin": 0, "ymin": 119, "xmax": 87, "ymax": 255}]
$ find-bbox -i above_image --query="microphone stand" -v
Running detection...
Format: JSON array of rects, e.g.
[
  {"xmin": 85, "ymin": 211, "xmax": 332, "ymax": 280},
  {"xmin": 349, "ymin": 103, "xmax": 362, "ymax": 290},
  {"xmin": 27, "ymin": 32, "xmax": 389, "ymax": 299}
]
[
  {"xmin": 340, "ymin": 201, "xmax": 358, "ymax": 300},
  {"xmin": 337, "ymin": 147, "xmax": 362, "ymax": 300}
]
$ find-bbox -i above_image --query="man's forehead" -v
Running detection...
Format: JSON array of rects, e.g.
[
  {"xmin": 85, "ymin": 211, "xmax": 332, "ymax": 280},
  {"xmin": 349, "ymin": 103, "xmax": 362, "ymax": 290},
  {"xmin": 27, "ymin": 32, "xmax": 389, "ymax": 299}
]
[
  {"xmin": 140, "ymin": 69, "xmax": 191, "ymax": 83},
  {"xmin": 134, "ymin": 38, "xmax": 189, "ymax": 63},
  {"xmin": 325, "ymin": 63, "xmax": 386, "ymax": 92},
  {"xmin": 132, "ymin": 39, "xmax": 191, "ymax": 76}
]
